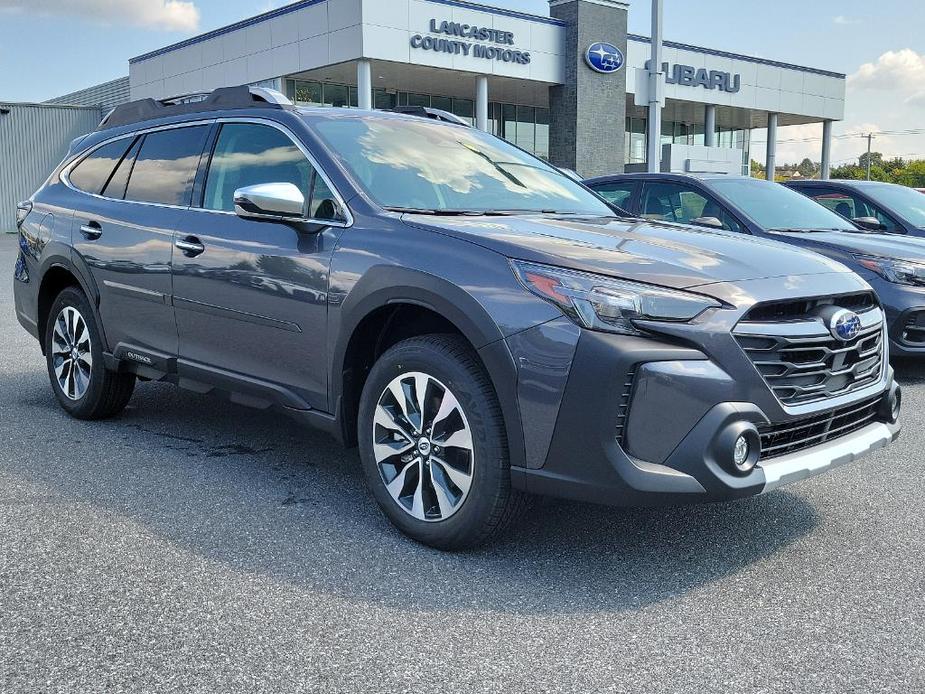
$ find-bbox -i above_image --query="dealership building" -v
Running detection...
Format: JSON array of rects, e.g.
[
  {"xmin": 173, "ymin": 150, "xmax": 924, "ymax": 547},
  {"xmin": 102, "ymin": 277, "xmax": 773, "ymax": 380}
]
[{"xmin": 1, "ymin": 0, "xmax": 847, "ymax": 228}]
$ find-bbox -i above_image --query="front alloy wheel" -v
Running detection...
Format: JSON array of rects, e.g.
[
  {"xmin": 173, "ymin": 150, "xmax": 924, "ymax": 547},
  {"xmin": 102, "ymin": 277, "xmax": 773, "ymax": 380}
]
[
  {"xmin": 373, "ymin": 371, "xmax": 474, "ymax": 522},
  {"xmin": 358, "ymin": 334, "xmax": 526, "ymax": 550}
]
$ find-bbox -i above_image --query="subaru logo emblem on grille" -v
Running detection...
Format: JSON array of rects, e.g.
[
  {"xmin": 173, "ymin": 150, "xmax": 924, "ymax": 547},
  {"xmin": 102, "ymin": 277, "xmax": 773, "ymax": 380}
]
[
  {"xmin": 830, "ymin": 309, "xmax": 861, "ymax": 341},
  {"xmin": 585, "ymin": 42, "xmax": 624, "ymax": 74}
]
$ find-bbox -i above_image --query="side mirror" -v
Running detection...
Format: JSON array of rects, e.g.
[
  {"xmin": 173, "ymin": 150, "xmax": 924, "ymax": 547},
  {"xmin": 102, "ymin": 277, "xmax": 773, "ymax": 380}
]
[
  {"xmin": 852, "ymin": 216, "xmax": 886, "ymax": 231},
  {"xmin": 234, "ymin": 182, "xmax": 306, "ymax": 221},
  {"xmin": 690, "ymin": 216, "xmax": 724, "ymax": 229}
]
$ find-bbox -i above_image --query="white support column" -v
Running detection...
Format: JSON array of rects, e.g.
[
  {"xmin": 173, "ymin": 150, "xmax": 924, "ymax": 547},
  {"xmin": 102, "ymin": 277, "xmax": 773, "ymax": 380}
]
[
  {"xmin": 646, "ymin": 0, "xmax": 665, "ymax": 172},
  {"xmin": 766, "ymin": 112, "xmax": 778, "ymax": 181},
  {"xmin": 820, "ymin": 119, "xmax": 833, "ymax": 180},
  {"xmin": 357, "ymin": 59, "xmax": 372, "ymax": 110},
  {"xmin": 476, "ymin": 75, "xmax": 489, "ymax": 131},
  {"xmin": 704, "ymin": 104, "xmax": 716, "ymax": 147}
]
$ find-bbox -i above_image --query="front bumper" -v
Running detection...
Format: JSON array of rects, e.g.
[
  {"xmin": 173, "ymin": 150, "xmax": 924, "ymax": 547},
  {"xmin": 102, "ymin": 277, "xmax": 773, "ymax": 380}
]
[
  {"xmin": 760, "ymin": 420, "xmax": 898, "ymax": 493},
  {"xmin": 509, "ymin": 317, "xmax": 900, "ymax": 507}
]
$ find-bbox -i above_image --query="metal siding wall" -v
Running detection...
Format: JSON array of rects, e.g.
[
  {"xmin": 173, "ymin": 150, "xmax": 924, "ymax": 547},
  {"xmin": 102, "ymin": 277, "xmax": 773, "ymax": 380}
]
[
  {"xmin": 0, "ymin": 104, "xmax": 102, "ymax": 232},
  {"xmin": 45, "ymin": 76, "xmax": 131, "ymax": 111}
]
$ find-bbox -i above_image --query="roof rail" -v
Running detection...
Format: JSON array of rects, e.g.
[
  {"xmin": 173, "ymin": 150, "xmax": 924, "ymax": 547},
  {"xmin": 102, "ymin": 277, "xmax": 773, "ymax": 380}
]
[
  {"xmin": 385, "ymin": 106, "xmax": 471, "ymax": 127},
  {"xmin": 97, "ymin": 85, "xmax": 293, "ymax": 131}
]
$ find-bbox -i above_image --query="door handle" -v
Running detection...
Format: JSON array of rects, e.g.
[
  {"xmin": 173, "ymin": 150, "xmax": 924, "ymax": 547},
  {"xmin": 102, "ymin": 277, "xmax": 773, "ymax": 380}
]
[
  {"xmin": 79, "ymin": 222, "xmax": 102, "ymax": 240},
  {"xmin": 175, "ymin": 236, "xmax": 205, "ymax": 257}
]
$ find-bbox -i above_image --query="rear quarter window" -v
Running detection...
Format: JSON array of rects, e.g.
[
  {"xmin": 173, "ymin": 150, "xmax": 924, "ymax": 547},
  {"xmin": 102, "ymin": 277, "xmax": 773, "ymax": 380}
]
[{"xmin": 68, "ymin": 138, "xmax": 134, "ymax": 195}]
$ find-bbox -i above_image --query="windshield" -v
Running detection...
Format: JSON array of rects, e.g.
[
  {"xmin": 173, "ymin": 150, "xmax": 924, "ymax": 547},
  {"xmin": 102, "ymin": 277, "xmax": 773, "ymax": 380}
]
[
  {"xmin": 708, "ymin": 177, "xmax": 857, "ymax": 231},
  {"xmin": 309, "ymin": 115, "xmax": 614, "ymax": 216},
  {"xmin": 866, "ymin": 184, "xmax": 925, "ymax": 227}
]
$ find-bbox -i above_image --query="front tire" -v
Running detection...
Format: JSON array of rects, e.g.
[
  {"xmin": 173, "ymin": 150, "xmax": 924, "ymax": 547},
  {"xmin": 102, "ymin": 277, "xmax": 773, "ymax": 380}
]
[
  {"xmin": 358, "ymin": 334, "xmax": 525, "ymax": 550},
  {"xmin": 44, "ymin": 286, "xmax": 135, "ymax": 420}
]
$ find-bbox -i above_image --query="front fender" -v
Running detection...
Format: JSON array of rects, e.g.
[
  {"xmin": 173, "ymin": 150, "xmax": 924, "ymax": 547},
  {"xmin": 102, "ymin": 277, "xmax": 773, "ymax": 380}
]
[{"xmin": 329, "ymin": 265, "xmax": 529, "ymax": 468}]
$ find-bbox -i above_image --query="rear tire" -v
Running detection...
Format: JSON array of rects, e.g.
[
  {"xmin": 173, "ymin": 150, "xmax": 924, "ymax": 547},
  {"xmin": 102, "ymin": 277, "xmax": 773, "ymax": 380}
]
[
  {"xmin": 44, "ymin": 286, "xmax": 135, "ymax": 420},
  {"xmin": 358, "ymin": 334, "xmax": 526, "ymax": 550}
]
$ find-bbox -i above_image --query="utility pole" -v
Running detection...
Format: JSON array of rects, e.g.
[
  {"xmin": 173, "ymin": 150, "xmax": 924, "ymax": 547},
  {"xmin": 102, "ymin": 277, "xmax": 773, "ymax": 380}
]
[
  {"xmin": 646, "ymin": 0, "xmax": 664, "ymax": 173},
  {"xmin": 866, "ymin": 132, "xmax": 874, "ymax": 180}
]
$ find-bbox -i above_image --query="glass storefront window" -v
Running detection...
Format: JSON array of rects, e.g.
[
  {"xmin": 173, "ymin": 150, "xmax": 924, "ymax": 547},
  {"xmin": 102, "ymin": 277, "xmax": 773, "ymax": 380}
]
[
  {"xmin": 488, "ymin": 102, "xmax": 501, "ymax": 136},
  {"xmin": 323, "ymin": 84, "xmax": 349, "ymax": 107},
  {"xmin": 407, "ymin": 93, "xmax": 431, "ymax": 107},
  {"xmin": 535, "ymin": 108, "xmax": 549, "ymax": 160},
  {"xmin": 288, "ymin": 79, "xmax": 323, "ymax": 105},
  {"xmin": 374, "ymin": 89, "xmax": 396, "ymax": 110},
  {"xmin": 626, "ymin": 117, "xmax": 646, "ymax": 164},
  {"xmin": 452, "ymin": 98, "xmax": 474, "ymax": 126},
  {"xmin": 624, "ymin": 117, "xmax": 750, "ymax": 168},
  {"xmin": 502, "ymin": 104, "xmax": 516, "ymax": 142},
  {"xmin": 431, "ymin": 95, "xmax": 453, "ymax": 112},
  {"xmin": 516, "ymin": 105, "xmax": 535, "ymax": 152}
]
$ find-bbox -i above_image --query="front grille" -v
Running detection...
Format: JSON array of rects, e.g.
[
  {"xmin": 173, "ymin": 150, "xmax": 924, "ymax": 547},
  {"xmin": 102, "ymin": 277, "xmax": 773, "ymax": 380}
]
[
  {"xmin": 744, "ymin": 293, "xmax": 876, "ymax": 323},
  {"xmin": 734, "ymin": 304, "xmax": 884, "ymax": 406},
  {"xmin": 758, "ymin": 396, "xmax": 881, "ymax": 460},
  {"xmin": 615, "ymin": 366, "xmax": 637, "ymax": 447}
]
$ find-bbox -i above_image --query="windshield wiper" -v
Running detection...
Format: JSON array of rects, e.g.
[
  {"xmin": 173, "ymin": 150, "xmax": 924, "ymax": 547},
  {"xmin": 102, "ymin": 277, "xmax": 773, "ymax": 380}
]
[
  {"xmin": 384, "ymin": 207, "xmax": 517, "ymax": 216},
  {"xmin": 767, "ymin": 227, "xmax": 830, "ymax": 233}
]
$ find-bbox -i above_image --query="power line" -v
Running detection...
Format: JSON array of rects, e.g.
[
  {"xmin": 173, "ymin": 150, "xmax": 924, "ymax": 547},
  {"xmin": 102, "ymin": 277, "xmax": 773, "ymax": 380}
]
[{"xmin": 752, "ymin": 127, "xmax": 925, "ymax": 146}]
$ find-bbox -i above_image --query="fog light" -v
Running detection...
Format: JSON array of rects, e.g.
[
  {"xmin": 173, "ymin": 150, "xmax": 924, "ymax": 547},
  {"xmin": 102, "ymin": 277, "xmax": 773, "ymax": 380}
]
[
  {"xmin": 879, "ymin": 386, "xmax": 902, "ymax": 424},
  {"xmin": 733, "ymin": 435, "xmax": 755, "ymax": 473},
  {"xmin": 891, "ymin": 390, "xmax": 901, "ymax": 423}
]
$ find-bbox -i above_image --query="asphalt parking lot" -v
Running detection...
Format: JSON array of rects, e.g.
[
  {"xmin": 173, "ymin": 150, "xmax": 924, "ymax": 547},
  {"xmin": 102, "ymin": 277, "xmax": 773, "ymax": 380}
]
[{"xmin": 1, "ymin": 234, "xmax": 924, "ymax": 693}]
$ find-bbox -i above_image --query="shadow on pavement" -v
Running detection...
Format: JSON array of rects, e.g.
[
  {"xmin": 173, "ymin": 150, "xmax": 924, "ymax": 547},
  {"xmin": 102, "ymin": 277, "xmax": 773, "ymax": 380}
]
[{"xmin": 3, "ymin": 375, "xmax": 818, "ymax": 616}]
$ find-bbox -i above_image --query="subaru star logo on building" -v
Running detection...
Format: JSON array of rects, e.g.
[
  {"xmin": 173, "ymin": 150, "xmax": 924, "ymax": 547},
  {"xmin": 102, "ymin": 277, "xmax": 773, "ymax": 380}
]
[
  {"xmin": 830, "ymin": 309, "xmax": 862, "ymax": 342},
  {"xmin": 585, "ymin": 42, "xmax": 624, "ymax": 74}
]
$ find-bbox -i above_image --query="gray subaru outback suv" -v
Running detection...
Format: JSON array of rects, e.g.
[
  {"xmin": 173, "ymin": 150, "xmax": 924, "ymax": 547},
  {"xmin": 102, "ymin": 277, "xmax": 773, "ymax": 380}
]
[{"xmin": 13, "ymin": 87, "xmax": 900, "ymax": 548}]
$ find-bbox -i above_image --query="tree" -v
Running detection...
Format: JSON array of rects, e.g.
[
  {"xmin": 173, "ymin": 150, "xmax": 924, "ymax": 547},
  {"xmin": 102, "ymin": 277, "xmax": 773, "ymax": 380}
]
[
  {"xmin": 831, "ymin": 163, "xmax": 866, "ymax": 180},
  {"xmin": 797, "ymin": 158, "xmax": 817, "ymax": 178},
  {"xmin": 895, "ymin": 161, "xmax": 925, "ymax": 187},
  {"xmin": 750, "ymin": 159, "xmax": 765, "ymax": 178},
  {"xmin": 858, "ymin": 151, "xmax": 884, "ymax": 171}
]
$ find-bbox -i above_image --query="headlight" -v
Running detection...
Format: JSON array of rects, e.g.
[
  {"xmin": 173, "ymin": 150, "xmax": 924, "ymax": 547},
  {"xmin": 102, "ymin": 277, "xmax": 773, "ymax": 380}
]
[
  {"xmin": 511, "ymin": 260, "xmax": 721, "ymax": 335},
  {"xmin": 855, "ymin": 255, "xmax": 925, "ymax": 286}
]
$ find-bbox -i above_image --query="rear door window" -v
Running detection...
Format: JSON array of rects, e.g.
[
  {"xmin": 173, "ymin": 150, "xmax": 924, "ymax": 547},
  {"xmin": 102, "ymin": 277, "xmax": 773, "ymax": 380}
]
[
  {"xmin": 68, "ymin": 138, "xmax": 134, "ymax": 194},
  {"xmin": 124, "ymin": 126, "xmax": 209, "ymax": 206}
]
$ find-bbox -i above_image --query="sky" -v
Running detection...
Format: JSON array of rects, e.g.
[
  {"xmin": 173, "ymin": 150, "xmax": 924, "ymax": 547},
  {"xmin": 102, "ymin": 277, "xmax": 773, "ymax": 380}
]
[{"xmin": 1, "ymin": 0, "xmax": 924, "ymax": 167}]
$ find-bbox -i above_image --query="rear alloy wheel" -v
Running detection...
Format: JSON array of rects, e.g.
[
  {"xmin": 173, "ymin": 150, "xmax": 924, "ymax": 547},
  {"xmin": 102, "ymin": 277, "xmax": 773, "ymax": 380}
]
[
  {"xmin": 44, "ymin": 286, "xmax": 135, "ymax": 420},
  {"xmin": 50, "ymin": 305, "xmax": 93, "ymax": 401},
  {"xmin": 358, "ymin": 334, "xmax": 526, "ymax": 550}
]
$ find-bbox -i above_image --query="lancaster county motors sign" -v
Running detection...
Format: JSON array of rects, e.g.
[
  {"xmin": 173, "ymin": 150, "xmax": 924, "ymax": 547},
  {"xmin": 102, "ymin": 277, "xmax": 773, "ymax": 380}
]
[{"xmin": 410, "ymin": 19, "xmax": 532, "ymax": 65}]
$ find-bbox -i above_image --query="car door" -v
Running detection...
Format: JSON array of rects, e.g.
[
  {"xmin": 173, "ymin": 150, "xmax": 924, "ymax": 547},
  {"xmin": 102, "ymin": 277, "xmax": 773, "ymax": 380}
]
[
  {"xmin": 171, "ymin": 119, "xmax": 349, "ymax": 411},
  {"xmin": 68, "ymin": 124, "xmax": 210, "ymax": 361},
  {"xmin": 639, "ymin": 180, "xmax": 746, "ymax": 233}
]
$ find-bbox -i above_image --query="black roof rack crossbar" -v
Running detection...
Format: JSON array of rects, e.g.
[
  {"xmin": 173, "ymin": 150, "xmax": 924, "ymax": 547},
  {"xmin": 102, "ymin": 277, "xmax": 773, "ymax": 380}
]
[{"xmin": 98, "ymin": 85, "xmax": 293, "ymax": 131}]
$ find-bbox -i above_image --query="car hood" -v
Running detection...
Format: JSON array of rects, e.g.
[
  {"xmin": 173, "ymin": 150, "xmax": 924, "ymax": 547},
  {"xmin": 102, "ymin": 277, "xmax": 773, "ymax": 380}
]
[
  {"xmin": 768, "ymin": 229, "xmax": 925, "ymax": 261},
  {"xmin": 402, "ymin": 214, "xmax": 852, "ymax": 289}
]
